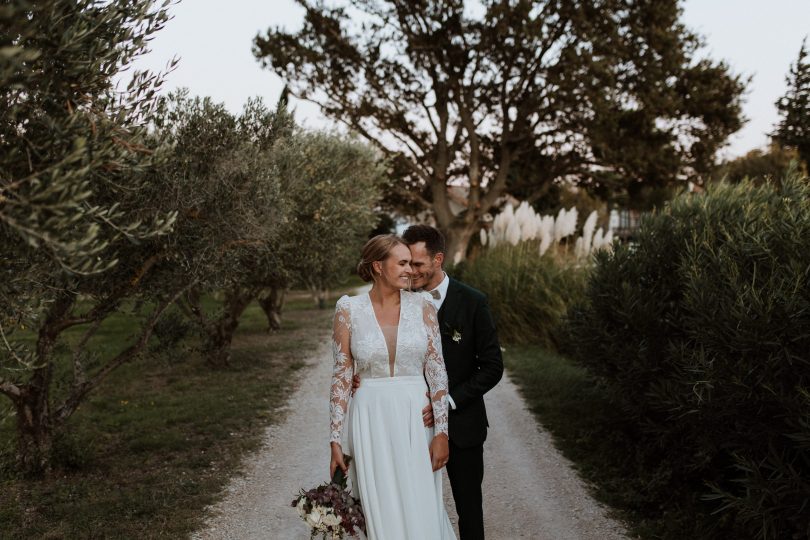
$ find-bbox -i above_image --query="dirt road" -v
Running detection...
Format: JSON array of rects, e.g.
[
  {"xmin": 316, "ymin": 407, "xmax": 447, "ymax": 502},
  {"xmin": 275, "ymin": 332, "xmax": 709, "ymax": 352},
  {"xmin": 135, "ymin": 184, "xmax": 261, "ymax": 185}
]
[{"xmin": 193, "ymin": 324, "xmax": 627, "ymax": 539}]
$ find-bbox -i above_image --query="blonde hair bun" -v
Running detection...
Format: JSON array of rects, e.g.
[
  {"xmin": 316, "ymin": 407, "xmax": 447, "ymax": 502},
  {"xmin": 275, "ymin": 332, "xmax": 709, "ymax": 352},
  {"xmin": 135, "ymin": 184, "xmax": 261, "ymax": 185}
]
[{"xmin": 357, "ymin": 234, "xmax": 405, "ymax": 282}]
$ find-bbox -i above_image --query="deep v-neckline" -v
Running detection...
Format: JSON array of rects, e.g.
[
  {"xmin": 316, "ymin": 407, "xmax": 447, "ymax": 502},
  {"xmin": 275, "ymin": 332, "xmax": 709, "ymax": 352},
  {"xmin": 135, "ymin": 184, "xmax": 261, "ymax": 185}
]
[{"xmin": 367, "ymin": 290, "xmax": 403, "ymax": 377}]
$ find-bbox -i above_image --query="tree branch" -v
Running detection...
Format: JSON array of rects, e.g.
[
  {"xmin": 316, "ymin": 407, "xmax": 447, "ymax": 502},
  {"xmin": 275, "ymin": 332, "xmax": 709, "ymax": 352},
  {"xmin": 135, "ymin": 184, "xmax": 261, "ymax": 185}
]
[
  {"xmin": 394, "ymin": 185, "xmax": 432, "ymax": 211},
  {"xmin": 52, "ymin": 283, "xmax": 193, "ymax": 426},
  {"xmin": 182, "ymin": 287, "xmax": 211, "ymax": 329},
  {"xmin": 0, "ymin": 378, "xmax": 22, "ymax": 399},
  {"xmin": 70, "ymin": 318, "xmax": 104, "ymax": 391},
  {"xmin": 0, "ymin": 320, "xmax": 26, "ymax": 369},
  {"xmin": 480, "ymin": 148, "xmax": 513, "ymax": 213},
  {"xmin": 55, "ymin": 252, "xmax": 164, "ymax": 332}
]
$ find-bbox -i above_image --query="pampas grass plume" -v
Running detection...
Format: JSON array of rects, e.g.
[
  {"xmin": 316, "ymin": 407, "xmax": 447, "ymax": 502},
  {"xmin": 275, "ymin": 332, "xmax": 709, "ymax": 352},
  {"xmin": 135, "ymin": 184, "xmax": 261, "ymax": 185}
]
[
  {"xmin": 506, "ymin": 219, "xmax": 521, "ymax": 246},
  {"xmin": 582, "ymin": 210, "xmax": 598, "ymax": 254}
]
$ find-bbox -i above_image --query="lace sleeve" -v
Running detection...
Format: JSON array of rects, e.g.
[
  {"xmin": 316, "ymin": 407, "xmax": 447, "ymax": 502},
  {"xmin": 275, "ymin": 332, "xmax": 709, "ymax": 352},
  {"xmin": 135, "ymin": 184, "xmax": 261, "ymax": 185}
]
[
  {"xmin": 422, "ymin": 298, "xmax": 449, "ymax": 437},
  {"xmin": 330, "ymin": 296, "xmax": 353, "ymax": 445}
]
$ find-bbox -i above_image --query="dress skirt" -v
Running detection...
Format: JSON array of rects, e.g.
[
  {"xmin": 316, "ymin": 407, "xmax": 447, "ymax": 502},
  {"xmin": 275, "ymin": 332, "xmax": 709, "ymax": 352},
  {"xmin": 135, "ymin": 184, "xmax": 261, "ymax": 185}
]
[{"xmin": 345, "ymin": 376, "xmax": 456, "ymax": 540}]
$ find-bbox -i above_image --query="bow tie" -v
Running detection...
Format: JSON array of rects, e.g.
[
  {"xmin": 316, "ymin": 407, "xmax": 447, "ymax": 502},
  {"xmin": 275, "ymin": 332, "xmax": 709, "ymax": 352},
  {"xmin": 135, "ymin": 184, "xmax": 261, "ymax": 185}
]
[{"xmin": 429, "ymin": 289, "xmax": 441, "ymax": 300}]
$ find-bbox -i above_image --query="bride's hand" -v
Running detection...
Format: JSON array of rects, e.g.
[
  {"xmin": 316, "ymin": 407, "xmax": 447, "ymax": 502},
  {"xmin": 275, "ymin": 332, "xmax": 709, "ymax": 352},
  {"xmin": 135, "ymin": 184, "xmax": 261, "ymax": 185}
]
[
  {"xmin": 429, "ymin": 433, "xmax": 449, "ymax": 472},
  {"xmin": 330, "ymin": 442, "xmax": 348, "ymax": 477}
]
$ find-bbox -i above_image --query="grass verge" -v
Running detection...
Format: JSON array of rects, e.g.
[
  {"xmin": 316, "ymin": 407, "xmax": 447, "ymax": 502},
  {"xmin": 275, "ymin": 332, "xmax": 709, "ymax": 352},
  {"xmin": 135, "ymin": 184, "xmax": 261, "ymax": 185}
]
[
  {"xmin": 503, "ymin": 345, "xmax": 685, "ymax": 539},
  {"xmin": 0, "ymin": 291, "xmax": 345, "ymax": 539}
]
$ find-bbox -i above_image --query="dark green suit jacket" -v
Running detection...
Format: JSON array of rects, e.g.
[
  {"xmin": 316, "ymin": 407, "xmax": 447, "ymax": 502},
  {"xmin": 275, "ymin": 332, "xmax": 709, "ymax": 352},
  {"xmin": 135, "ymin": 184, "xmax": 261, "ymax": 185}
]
[{"xmin": 438, "ymin": 277, "xmax": 503, "ymax": 448}]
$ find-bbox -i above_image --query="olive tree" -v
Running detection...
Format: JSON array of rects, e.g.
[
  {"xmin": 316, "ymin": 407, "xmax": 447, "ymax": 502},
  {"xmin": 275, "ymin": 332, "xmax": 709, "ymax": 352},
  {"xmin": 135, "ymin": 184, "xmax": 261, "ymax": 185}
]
[
  {"xmin": 209, "ymin": 125, "xmax": 386, "ymax": 332},
  {"xmin": 263, "ymin": 130, "xmax": 385, "ymax": 321},
  {"xmin": 152, "ymin": 92, "xmax": 288, "ymax": 366},
  {"xmin": 0, "ymin": 0, "xmax": 177, "ymax": 473}
]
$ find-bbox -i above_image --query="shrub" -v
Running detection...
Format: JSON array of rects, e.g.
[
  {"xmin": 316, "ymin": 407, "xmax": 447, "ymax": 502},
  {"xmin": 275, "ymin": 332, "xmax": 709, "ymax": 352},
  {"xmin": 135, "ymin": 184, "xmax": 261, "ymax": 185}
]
[
  {"xmin": 565, "ymin": 166, "xmax": 810, "ymax": 539},
  {"xmin": 462, "ymin": 243, "xmax": 586, "ymax": 348},
  {"xmin": 149, "ymin": 311, "xmax": 193, "ymax": 356}
]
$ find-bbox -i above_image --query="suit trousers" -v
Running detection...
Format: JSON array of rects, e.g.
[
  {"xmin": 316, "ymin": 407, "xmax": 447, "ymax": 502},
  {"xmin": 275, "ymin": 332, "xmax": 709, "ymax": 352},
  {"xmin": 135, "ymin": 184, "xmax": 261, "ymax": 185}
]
[{"xmin": 446, "ymin": 439, "xmax": 485, "ymax": 540}]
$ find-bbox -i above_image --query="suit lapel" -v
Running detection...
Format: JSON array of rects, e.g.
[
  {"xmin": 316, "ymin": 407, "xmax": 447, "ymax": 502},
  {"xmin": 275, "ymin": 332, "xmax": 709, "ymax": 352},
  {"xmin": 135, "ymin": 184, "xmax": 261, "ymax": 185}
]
[
  {"xmin": 438, "ymin": 277, "xmax": 463, "ymax": 331},
  {"xmin": 438, "ymin": 279, "xmax": 467, "ymax": 370}
]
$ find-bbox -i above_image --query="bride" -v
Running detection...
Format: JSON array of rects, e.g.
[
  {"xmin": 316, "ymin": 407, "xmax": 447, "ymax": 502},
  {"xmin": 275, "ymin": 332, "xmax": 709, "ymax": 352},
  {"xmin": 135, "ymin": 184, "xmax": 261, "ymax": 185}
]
[{"xmin": 329, "ymin": 234, "xmax": 456, "ymax": 540}]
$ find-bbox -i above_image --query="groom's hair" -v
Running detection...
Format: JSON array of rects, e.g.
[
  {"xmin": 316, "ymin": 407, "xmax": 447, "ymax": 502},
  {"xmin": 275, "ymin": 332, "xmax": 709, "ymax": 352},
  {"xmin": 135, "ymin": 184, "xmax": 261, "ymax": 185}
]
[{"xmin": 402, "ymin": 225, "xmax": 445, "ymax": 257}]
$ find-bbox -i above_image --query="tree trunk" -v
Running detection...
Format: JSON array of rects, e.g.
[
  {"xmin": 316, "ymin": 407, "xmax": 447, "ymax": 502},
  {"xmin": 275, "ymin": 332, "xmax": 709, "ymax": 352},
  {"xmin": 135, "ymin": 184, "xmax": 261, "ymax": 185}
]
[
  {"xmin": 258, "ymin": 288, "xmax": 285, "ymax": 331},
  {"xmin": 12, "ymin": 293, "xmax": 73, "ymax": 475},
  {"xmin": 315, "ymin": 287, "xmax": 328, "ymax": 310},
  {"xmin": 204, "ymin": 337, "xmax": 231, "ymax": 368},
  {"xmin": 14, "ymin": 366, "xmax": 54, "ymax": 475},
  {"xmin": 203, "ymin": 288, "xmax": 255, "ymax": 367},
  {"xmin": 306, "ymin": 282, "xmax": 329, "ymax": 310},
  {"xmin": 444, "ymin": 224, "xmax": 477, "ymax": 266}
]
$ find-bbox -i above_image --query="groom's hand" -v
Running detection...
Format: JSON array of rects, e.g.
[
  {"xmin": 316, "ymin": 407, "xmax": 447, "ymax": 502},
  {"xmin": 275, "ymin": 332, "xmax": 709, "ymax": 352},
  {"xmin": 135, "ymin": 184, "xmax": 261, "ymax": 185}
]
[
  {"xmin": 422, "ymin": 392, "xmax": 435, "ymax": 427},
  {"xmin": 351, "ymin": 374, "xmax": 361, "ymax": 396}
]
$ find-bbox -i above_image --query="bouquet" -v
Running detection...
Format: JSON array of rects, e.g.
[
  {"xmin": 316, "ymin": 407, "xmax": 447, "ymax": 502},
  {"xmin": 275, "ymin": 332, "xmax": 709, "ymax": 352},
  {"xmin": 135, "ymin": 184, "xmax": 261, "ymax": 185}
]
[{"xmin": 292, "ymin": 455, "xmax": 366, "ymax": 539}]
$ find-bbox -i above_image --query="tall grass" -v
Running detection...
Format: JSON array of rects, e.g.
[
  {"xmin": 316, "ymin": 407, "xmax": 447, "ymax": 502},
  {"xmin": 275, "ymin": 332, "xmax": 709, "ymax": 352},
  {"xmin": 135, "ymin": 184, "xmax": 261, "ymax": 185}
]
[{"xmin": 462, "ymin": 242, "xmax": 586, "ymax": 348}]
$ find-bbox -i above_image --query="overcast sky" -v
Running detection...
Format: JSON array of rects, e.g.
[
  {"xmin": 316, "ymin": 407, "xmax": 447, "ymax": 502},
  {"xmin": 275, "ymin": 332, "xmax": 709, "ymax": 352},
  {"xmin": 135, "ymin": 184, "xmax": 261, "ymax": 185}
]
[{"xmin": 128, "ymin": 0, "xmax": 810, "ymax": 159}]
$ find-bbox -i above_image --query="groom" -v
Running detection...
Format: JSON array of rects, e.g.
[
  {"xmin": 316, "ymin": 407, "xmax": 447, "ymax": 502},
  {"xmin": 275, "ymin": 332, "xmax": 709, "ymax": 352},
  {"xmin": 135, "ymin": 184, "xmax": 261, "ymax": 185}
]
[{"xmin": 356, "ymin": 224, "xmax": 503, "ymax": 540}]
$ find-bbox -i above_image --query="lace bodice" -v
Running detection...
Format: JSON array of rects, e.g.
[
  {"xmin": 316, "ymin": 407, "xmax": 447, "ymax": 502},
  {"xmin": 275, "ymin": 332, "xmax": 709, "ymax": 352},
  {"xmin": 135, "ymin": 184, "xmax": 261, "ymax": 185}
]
[{"xmin": 330, "ymin": 290, "xmax": 449, "ymax": 444}]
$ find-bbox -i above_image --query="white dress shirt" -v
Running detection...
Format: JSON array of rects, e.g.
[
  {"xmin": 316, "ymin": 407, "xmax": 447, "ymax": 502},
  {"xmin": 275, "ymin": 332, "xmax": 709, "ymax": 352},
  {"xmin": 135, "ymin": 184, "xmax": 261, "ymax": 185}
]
[
  {"xmin": 426, "ymin": 272, "xmax": 450, "ymax": 311},
  {"xmin": 426, "ymin": 272, "xmax": 457, "ymax": 410}
]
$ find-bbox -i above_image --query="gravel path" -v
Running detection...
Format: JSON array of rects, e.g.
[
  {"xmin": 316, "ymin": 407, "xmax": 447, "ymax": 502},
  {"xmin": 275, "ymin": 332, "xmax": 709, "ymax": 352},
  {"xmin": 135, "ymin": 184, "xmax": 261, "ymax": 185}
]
[{"xmin": 193, "ymin": 315, "xmax": 628, "ymax": 539}]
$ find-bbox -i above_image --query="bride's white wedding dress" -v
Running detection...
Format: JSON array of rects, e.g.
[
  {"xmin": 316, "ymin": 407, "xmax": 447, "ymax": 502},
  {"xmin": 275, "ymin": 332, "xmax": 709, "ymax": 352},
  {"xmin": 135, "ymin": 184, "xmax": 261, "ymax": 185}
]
[{"xmin": 330, "ymin": 290, "xmax": 456, "ymax": 540}]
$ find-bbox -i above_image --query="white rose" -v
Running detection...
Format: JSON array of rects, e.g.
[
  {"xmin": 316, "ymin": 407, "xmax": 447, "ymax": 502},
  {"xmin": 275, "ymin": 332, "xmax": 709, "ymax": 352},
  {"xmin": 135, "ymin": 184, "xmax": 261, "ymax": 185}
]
[
  {"xmin": 306, "ymin": 508, "xmax": 322, "ymax": 528},
  {"xmin": 322, "ymin": 513, "xmax": 341, "ymax": 527}
]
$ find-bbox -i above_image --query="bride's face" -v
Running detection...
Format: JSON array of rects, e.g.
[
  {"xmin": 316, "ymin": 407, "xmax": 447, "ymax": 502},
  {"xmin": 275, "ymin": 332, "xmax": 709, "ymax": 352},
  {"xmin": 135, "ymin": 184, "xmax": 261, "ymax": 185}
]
[{"xmin": 374, "ymin": 243, "xmax": 413, "ymax": 289}]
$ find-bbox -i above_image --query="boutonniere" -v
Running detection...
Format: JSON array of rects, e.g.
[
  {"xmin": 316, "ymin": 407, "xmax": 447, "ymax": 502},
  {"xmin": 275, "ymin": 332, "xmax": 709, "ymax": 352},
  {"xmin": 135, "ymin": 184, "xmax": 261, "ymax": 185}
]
[{"xmin": 443, "ymin": 321, "xmax": 463, "ymax": 343}]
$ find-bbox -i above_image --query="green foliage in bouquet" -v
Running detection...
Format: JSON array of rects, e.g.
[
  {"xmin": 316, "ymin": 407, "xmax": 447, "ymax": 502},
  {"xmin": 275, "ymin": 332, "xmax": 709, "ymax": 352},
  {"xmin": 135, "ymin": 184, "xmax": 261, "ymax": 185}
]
[
  {"xmin": 462, "ymin": 243, "xmax": 586, "ymax": 349},
  {"xmin": 292, "ymin": 455, "xmax": 366, "ymax": 539},
  {"xmin": 565, "ymin": 165, "xmax": 810, "ymax": 539}
]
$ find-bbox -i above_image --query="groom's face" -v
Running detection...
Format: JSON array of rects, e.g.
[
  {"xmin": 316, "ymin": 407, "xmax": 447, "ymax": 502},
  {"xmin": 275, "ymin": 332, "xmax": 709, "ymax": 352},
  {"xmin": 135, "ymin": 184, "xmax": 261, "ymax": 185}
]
[{"xmin": 408, "ymin": 241, "xmax": 443, "ymax": 290}]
